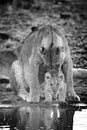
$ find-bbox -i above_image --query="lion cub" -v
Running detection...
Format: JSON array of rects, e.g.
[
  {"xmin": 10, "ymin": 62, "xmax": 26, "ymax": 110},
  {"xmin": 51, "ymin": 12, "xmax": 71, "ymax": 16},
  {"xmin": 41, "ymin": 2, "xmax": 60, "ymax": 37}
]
[{"xmin": 40, "ymin": 72, "xmax": 66, "ymax": 103}]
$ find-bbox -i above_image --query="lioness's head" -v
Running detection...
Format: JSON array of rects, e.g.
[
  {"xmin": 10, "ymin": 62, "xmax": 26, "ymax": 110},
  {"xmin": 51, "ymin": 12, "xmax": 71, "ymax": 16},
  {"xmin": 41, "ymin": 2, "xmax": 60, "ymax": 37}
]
[
  {"xmin": 37, "ymin": 24, "xmax": 68, "ymax": 68},
  {"xmin": 19, "ymin": 24, "xmax": 68, "ymax": 71}
]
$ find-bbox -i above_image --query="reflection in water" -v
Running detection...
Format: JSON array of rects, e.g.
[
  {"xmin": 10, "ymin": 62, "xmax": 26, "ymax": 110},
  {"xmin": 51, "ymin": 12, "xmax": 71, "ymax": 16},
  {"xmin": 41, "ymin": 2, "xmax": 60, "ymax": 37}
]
[
  {"xmin": 0, "ymin": 105, "xmax": 87, "ymax": 130},
  {"xmin": 73, "ymin": 109, "xmax": 87, "ymax": 130},
  {"xmin": 0, "ymin": 108, "xmax": 19, "ymax": 130}
]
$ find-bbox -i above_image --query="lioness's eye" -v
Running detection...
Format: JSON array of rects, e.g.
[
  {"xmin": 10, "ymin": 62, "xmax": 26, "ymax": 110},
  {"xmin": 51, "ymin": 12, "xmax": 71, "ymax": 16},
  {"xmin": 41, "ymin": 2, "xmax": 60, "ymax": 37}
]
[
  {"xmin": 42, "ymin": 47, "xmax": 45, "ymax": 53},
  {"xmin": 56, "ymin": 47, "xmax": 60, "ymax": 55},
  {"xmin": 39, "ymin": 47, "xmax": 45, "ymax": 54},
  {"xmin": 39, "ymin": 47, "xmax": 45, "ymax": 53}
]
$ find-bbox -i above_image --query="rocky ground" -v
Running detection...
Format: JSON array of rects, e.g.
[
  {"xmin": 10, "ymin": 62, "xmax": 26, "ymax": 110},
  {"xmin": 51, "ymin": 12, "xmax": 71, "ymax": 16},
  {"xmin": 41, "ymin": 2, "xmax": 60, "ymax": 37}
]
[{"xmin": 0, "ymin": 0, "xmax": 87, "ymax": 104}]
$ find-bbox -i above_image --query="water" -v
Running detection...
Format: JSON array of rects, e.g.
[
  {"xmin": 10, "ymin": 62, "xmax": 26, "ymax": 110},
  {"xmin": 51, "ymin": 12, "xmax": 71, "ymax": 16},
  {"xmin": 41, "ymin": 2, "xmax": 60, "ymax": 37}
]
[{"xmin": 0, "ymin": 104, "xmax": 87, "ymax": 130}]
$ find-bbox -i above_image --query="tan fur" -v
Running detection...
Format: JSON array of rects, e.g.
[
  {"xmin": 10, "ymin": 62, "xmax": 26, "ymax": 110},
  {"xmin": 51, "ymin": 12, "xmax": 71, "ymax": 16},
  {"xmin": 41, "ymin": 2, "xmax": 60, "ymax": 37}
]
[
  {"xmin": 10, "ymin": 24, "xmax": 80, "ymax": 102},
  {"xmin": 44, "ymin": 72, "xmax": 53, "ymax": 102},
  {"xmin": 40, "ymin": 72, "xmax": 66, "ymax": 102},
  {"xmin": 50, "ymin": 74, "xmax": 66, "ymax": 102}
]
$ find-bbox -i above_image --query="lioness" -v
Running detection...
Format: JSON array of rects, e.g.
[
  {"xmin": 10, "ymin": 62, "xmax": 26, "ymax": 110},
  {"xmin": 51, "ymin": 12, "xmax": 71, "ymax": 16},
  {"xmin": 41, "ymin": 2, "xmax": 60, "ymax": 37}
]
[{"xmin": 10, "ymin": 24, "xmax": 80, "ymax": 102}]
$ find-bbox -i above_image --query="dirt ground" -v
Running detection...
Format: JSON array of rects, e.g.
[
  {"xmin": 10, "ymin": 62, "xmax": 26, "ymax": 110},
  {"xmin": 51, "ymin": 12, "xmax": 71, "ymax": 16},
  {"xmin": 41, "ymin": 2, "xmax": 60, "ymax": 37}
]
[{"xmin": 0, "ymin": 0, "xmax": 87, "ymax": 103}]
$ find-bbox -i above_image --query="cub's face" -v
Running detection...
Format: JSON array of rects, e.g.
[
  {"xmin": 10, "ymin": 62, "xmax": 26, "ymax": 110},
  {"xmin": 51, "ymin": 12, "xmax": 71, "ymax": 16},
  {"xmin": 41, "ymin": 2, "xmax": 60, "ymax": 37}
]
[
  {"xmin": 38, "ymin": 25, "xmax": 66, "ymax": 68},
  {"xmin": 44, "ymin": 72, "xmax": 63, "ymax": 98}
]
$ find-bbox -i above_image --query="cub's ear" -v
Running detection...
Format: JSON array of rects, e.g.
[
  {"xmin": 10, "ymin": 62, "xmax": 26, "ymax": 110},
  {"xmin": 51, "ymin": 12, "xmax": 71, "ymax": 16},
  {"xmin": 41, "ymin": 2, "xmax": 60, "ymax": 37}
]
[{"xmin": 31, "ymin": 26, "xmax": 39, "ymax": 32}]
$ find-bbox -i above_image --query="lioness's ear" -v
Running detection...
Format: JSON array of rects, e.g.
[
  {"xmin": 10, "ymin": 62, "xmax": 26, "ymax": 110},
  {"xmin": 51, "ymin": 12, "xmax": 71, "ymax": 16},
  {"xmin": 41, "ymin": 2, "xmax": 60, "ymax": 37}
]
[{"xmin": 31, "ymin": 26, "xmax": 39, "ymax": 32}]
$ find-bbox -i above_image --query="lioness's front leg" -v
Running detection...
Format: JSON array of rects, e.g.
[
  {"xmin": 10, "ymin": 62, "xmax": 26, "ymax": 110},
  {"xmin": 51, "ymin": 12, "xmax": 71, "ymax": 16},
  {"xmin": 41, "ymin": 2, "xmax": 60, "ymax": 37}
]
[
  {"xmin": 62, "ymin": 57, "xmax": 80, "ymax": 102},
  {"xmin": 24, "ymin": 57, "xmax": 40, "ymax": 102},
  {"xmin": 10, "ymin": 60, "xmax": 30, "ymax": 102}
]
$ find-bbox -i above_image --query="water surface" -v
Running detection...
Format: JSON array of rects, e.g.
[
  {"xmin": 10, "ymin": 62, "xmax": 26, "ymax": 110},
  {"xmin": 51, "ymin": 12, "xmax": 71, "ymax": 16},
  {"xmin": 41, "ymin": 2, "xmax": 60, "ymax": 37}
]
[{"xmin": 0, "ymin": 103, "xmax": 87, "ymax": 130}]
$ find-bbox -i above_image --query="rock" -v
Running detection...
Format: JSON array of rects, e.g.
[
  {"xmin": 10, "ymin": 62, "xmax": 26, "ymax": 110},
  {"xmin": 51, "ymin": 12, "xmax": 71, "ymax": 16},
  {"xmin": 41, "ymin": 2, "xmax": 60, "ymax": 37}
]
[{"xmin": 73, "ymin": 68, "xmax": 87, "ymax": 79}]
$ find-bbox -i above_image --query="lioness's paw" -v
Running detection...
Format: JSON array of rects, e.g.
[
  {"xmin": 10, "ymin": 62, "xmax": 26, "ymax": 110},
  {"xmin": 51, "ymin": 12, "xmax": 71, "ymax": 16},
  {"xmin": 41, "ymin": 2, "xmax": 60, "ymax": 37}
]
[
  {"xmin": 59, "ymin": 101, "xmax": 68, "ymax": 107},
  {"xmin": 28, "ymin": 95, "xmax": 39, "ymax": 103},
  {"xmin": 66, "ymin": 92, "xmax": 80, "ymax": 103},
  {"xmin": 18, "ymin": 92, "xmax": 29, "ymax": 102}
]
